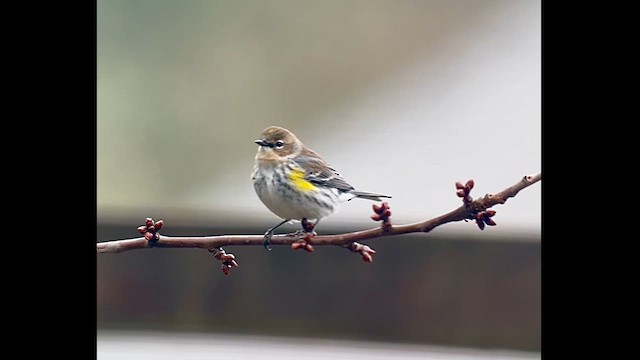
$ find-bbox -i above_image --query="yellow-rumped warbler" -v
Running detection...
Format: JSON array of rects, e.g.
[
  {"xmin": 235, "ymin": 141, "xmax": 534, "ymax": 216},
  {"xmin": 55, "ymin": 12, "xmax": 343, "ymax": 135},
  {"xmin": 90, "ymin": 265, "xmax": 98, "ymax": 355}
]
[{"xmin": 251, "ymin": 126, "xmax": 391, "ymax": 248}]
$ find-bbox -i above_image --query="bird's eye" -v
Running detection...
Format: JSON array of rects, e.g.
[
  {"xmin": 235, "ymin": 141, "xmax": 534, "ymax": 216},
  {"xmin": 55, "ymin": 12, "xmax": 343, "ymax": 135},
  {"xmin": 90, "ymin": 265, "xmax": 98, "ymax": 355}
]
[{"xmin": 274, "ymin": 140, "xmax": 285, "ymax": 149}]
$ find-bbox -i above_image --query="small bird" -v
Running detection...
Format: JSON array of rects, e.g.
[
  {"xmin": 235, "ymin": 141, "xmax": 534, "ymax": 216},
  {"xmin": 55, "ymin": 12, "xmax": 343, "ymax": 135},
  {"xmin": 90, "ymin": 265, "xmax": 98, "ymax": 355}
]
[{"xmin": 251, "ymin": 126, "xmax": 391, "ymax": 249}]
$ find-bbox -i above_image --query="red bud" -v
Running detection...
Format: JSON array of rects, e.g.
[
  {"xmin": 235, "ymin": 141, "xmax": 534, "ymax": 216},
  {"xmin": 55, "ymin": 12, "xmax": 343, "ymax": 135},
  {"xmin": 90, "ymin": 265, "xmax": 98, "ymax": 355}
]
[
  {"xmin": 220, "ymin": 253, "xmax": 235, "ymax": 261},
  {"xmin": 484, "ymin": 218, "xmax": 496, "ymax": 226},
  {"xmin": 455, "ymin": 181, "xmax": 465, "ymax": 190},
  {"xmin": 222, "ymin": 265, "xmax": 230, "ymax": 276},
  {"xmin": 154, "ymin": 220, "xmax": 164, "ymax": 230},
  {"xmin": 456, "ymin": 189, "xmax": 466, "ymax": 197},
  {"xmin": 465, "ymin": 179, "xmax": 475, "ymax": 190},
  {"xmin": 362, "ymin": 245, "xmax": 376, "ymax": 254},
  {"xmin": 145, "ymin": 218, "xmax": 154, "ymax": 227},
  {"xmin": 476, "ymin": 219, "xmax": 485, "ymax": 230},
  {"xmin": 137, "ymin": 226, "xmax": 148, "ymax": 234},
  {"xmin": 485, "ymin": 210, "xmax": 496, "ymax": 217}
]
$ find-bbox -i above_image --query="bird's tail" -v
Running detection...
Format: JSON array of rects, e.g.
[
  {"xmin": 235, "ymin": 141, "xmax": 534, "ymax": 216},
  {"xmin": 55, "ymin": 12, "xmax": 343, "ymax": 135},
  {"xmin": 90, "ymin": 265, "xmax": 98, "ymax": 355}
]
[{"xmin": 349, "ymin": 190, "xmax": 392, "ymax": 202}]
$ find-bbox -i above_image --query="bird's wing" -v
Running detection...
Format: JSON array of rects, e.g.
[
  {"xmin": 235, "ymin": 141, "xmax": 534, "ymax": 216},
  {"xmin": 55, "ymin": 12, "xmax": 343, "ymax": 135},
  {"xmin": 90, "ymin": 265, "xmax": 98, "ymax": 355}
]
[{"xmin": 293, "ymin": 151, "xmax": 355, "ymax": 193}]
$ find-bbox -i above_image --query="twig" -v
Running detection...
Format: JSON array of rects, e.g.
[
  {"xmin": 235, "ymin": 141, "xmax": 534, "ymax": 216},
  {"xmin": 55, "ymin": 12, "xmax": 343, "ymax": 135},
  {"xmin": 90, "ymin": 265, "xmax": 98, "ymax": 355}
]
[{"xmin": 97, "ymin": 173, "xmax": 541, "ymax": 275}]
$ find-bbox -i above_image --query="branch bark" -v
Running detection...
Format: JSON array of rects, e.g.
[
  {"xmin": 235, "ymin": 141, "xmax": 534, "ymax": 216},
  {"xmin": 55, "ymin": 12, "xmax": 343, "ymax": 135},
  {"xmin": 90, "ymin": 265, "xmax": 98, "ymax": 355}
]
[{"xmin": 97, "ymin": 173, "xmax": 541, "ymax": 273}]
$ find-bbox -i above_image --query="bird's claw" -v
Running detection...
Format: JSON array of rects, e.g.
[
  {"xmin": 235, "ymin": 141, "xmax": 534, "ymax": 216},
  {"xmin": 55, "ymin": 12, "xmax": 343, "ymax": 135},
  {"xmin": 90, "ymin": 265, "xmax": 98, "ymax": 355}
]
[
  {"xmin": 263, "ymin": 230, "xmax": 273, "ymax": 251},
  {"xmin": 288, "ymin": 229, "xmax": 316, "ymax": 239}
]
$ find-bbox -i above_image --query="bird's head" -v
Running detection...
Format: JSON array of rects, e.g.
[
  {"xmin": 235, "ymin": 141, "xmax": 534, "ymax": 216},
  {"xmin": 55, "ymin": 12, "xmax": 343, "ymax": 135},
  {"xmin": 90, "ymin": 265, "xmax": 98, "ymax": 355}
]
[{"xmin": 254, "ymin": 126, "xmax": 302, "ymax": 161}]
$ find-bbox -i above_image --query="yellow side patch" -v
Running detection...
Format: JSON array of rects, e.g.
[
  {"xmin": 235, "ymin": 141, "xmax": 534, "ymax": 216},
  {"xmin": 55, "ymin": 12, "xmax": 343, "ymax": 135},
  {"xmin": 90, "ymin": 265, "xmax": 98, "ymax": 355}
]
[{"xmin": 288, "ymin": 168, "xmax": 317, "ymax": 192}]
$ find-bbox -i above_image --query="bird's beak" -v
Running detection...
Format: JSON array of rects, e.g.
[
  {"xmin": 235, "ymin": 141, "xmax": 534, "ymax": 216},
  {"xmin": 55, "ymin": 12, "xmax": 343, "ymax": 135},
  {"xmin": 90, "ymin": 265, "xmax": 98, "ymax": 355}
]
[{"xmin": 255, "ymin": 139, "xmax": 269, "ymax": 147}]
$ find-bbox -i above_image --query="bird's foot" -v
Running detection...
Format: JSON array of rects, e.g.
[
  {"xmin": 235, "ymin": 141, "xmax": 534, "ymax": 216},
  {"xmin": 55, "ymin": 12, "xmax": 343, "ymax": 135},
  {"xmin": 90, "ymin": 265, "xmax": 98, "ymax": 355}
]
[
  {"xmin": 263, "ymin": 230, "xmax": 274, "ymax": 251},
  {"xmin": 287, "ymin": 229, "xmax": 317, "ymax": 238},
  {"xmin": 262, "ymin": 219, "xmax": 292, "ymax": 251}
]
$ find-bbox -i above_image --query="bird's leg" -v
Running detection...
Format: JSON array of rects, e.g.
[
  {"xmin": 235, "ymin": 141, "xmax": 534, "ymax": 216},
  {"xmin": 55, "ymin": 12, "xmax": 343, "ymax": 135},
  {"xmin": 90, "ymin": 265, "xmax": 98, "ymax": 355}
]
[
  {"xmin": 301, "ymin": 218, "xmax": 318, "ymax": 236},
  {"xmin": 287, "ymin": 219, "xmax": 319, "ymax": 238},
  {"xmin": 263, "ymin": 219, "xmax": 290, "ymax": 251}
]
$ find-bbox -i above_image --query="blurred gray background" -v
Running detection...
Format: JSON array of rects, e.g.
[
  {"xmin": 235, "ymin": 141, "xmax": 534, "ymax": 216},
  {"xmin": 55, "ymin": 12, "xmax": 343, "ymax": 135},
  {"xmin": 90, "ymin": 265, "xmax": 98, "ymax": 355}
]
[{"xmin": 97, "ymin": 0, "xmax": 541, "ymax": 357}]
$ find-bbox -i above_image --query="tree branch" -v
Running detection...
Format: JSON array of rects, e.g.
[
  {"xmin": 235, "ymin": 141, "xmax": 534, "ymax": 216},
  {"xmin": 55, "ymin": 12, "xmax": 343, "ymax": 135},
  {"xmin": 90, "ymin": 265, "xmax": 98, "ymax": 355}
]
[{"xmin": 97, "ymin": 173, "xmax": 541, "ymax": 275}]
